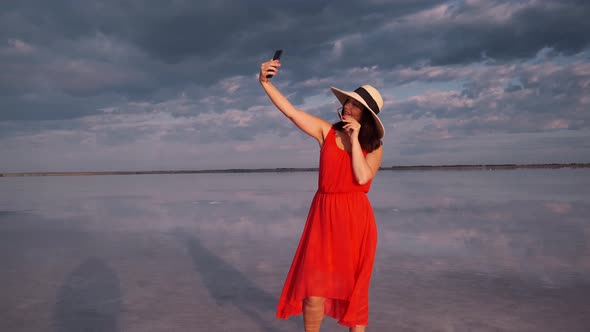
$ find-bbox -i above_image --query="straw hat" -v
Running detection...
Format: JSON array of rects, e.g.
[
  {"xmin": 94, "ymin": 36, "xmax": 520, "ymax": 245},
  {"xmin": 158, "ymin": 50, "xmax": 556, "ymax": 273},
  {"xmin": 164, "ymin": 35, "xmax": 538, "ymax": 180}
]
[{"xmin": 330, "ymin": 85, "xmax": 385, "ymax": 138}]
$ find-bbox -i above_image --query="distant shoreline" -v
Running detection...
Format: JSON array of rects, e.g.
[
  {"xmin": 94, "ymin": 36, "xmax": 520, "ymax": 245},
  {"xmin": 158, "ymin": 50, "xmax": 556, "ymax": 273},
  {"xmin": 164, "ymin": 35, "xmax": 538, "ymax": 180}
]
[{"xmin": 1, "ymin": 163, "xmax": 589, "ymax": 177}]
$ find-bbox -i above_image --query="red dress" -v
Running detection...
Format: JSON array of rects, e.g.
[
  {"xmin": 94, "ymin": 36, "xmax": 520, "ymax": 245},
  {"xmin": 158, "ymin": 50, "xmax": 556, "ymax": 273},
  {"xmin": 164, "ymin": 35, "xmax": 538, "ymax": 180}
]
[{"xmin": 276, "ymin": 127, "xmax": 378, "ymax": 327}]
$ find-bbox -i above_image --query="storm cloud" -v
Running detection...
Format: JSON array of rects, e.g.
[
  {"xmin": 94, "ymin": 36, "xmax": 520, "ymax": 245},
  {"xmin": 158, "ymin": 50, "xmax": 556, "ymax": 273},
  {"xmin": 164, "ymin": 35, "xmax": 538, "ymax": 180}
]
[{"xmin": 0, "ymin": 0, "xmax": 589, "ymax": 172}]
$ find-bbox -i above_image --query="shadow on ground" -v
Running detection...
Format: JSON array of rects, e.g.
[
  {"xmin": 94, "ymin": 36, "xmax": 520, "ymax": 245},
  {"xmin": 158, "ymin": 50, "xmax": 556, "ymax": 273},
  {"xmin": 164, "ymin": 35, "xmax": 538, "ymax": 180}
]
[
  {"xmin": 173, "ymin": 229, "xmax": 302, "ymax": 332},
  {"xmin": 54, "ymin": 257, "xmax": 122, "ymax": 332}
]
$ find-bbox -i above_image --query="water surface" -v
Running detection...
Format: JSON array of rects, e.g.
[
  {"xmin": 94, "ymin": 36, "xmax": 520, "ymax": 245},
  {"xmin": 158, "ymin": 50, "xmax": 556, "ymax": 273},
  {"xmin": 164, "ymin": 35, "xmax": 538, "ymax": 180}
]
[{"xmin": 1, "ymin": 169, "xmax": 589, "ymax": 331}]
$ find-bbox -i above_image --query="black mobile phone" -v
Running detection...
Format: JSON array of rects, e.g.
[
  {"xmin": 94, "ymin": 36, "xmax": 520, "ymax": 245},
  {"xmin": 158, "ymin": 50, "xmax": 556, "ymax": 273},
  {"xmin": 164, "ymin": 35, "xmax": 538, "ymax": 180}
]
[
  {"xmin": 272, "ymin": 49, "xmax": 283, "ymax": 60},
  {"xmin": 267, "ymin": 50, "xmax": 283, "ymax": 78}
]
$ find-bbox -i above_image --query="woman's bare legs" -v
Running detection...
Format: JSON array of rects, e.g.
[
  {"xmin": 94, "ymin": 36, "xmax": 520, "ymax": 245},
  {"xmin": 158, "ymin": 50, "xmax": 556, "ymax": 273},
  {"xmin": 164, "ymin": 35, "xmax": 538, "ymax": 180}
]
[
  {"xmin": 303, "ymin": 296, "xmax": 325, "ymax": 332},
  {"xmin": 302, "ymin": 297, "xmax": 367, "ymax": 332}
]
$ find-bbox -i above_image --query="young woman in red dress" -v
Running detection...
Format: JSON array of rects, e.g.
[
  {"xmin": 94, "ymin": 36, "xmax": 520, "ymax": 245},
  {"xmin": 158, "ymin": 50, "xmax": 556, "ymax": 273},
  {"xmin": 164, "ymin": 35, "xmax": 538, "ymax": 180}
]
[{"xmin": 259, "ymin": 57, "xmax": 385, "ymax": 332}]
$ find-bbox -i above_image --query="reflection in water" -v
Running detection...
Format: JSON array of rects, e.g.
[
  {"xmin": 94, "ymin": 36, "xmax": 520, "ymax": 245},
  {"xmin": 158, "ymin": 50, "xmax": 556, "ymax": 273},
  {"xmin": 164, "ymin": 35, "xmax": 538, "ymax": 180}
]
[
  {"xmin": 1, "ymin": 169, "xmax": 590, "ymax": 331},
  {"xmin": 54, "ymin": 258, "xmax": 121, "ymax": 332},
  {"xmin": 173, "ymin": 230, "xmax": 301, "ymax": 332}
]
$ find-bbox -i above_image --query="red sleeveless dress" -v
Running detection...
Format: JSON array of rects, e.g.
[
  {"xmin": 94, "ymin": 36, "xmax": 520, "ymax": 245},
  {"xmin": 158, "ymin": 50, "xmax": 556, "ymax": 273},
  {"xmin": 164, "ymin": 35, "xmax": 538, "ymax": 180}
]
[{"xmin": 276, "ymin": 128, "xmax": 378, "ymax": 327}]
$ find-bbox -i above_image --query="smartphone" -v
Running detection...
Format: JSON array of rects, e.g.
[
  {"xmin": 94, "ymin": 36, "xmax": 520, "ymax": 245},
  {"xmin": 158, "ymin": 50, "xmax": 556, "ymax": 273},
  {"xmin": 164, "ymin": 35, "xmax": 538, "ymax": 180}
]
[
  {"xmin": 272, "ymin": 49, "xmax": 283, "ymax": 60},
  {"xmin": 267, "ymin": 50, "xmax": 283, "ymax": 78}
]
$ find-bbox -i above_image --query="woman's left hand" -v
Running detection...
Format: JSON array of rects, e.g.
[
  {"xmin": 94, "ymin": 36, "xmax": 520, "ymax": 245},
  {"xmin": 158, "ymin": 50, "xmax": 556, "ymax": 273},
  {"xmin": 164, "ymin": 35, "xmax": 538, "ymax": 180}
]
[{"xmin": 342, "ymin": 116, "xmax": 361, "ymax": 140}]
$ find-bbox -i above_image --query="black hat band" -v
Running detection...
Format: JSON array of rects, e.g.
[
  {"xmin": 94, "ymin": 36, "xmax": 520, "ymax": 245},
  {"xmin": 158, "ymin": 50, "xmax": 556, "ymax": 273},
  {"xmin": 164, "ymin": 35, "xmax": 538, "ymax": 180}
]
[{"xmin": 354, "ymin": 87, "xmax": 380, "ymax": 114}]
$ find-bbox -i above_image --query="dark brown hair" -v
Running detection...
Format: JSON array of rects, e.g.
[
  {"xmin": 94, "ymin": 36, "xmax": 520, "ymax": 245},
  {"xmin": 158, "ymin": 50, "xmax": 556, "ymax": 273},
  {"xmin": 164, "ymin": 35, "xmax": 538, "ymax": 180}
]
[{"xmin": 333, "ymin": 104, "xmax": 383, "ymax": 153}]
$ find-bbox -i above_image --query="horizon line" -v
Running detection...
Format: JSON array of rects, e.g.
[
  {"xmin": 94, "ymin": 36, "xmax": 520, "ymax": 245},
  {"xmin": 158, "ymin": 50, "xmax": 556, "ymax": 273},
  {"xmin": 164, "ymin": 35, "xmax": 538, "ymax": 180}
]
[{"xmin": 2, "ymin": 162, "xmax": 590, "ymax": 177}]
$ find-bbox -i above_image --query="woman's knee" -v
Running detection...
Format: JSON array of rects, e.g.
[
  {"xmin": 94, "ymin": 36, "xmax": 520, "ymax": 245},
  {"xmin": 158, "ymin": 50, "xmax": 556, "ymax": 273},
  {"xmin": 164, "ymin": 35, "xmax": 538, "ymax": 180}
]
[{"xmin": 303, "ymin": 296, "xmax": 325, "ymax": 308}]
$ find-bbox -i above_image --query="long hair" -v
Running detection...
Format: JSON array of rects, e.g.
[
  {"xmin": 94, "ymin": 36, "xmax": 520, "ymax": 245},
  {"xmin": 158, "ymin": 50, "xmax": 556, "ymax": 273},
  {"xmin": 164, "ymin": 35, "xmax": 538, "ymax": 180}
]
[{"xmin": 333, "ymin": 105, "xmax": 382, "ymax": 153}]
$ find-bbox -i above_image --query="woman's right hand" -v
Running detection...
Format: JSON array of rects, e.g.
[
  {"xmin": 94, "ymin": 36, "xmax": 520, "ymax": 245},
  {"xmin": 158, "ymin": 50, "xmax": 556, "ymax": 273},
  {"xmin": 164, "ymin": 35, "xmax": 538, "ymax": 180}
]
[{"xmin": 259, "ymin": 59, "xmax": 281, "ymax": 83}]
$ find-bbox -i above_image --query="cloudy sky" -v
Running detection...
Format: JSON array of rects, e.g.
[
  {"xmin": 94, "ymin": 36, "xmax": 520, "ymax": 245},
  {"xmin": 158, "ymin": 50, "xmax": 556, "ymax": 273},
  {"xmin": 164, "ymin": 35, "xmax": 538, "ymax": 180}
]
[{"xmin": 1, "ymin": 0, "xmax": 589, "ymax": 172}]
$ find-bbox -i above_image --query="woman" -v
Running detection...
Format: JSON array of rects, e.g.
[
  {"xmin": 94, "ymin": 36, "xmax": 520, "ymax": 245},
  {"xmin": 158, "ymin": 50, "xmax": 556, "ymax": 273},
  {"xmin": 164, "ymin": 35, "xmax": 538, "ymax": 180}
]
[{"xmin": 259, "ymin": 58, "xmax": 384, "ymax": 332}]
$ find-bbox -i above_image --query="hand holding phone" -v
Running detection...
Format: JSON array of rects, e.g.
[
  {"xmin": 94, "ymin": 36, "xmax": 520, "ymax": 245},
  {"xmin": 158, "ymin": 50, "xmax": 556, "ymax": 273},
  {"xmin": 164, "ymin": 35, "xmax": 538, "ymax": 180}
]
[{"xmin": 266, "ymin": 50, "xmax": 283, "ymax": 78}]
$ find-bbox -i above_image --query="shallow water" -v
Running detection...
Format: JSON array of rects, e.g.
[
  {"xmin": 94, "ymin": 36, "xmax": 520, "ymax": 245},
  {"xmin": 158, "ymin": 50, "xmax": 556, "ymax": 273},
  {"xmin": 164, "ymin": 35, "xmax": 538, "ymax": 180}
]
[{"xmin": 1, "ymin": 169, "xmax": 589, "ymax": 331}]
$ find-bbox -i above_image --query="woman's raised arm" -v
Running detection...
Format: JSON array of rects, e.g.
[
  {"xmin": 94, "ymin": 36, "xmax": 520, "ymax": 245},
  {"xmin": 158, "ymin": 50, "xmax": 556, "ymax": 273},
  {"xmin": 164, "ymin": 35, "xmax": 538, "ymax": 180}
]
[{"xmin": 259, "ymin": 60, "xmax": 331, "ymax": 145}]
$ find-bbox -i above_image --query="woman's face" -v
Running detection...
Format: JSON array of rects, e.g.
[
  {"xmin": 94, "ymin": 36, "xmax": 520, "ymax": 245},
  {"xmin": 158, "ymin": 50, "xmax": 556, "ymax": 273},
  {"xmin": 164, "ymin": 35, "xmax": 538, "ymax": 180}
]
[{"xmin": 343, "ymin": 98, "xmax": 364, "ymax": 122}]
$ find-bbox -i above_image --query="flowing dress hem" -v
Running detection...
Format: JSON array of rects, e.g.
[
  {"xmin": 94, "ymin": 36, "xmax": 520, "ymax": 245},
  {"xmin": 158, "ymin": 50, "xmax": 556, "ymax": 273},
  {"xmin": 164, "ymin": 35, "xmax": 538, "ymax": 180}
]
[{"xmin": 276, "ymin": 296, "xmax": 368, "ymax": 328}]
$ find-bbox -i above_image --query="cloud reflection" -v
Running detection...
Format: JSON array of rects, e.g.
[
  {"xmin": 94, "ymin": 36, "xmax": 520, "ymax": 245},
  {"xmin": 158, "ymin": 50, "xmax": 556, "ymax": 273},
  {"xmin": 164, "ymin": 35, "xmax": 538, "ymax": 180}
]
[{"xmin": 2, "ymin": 169, "xmax": 590, "ymax": 330}]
